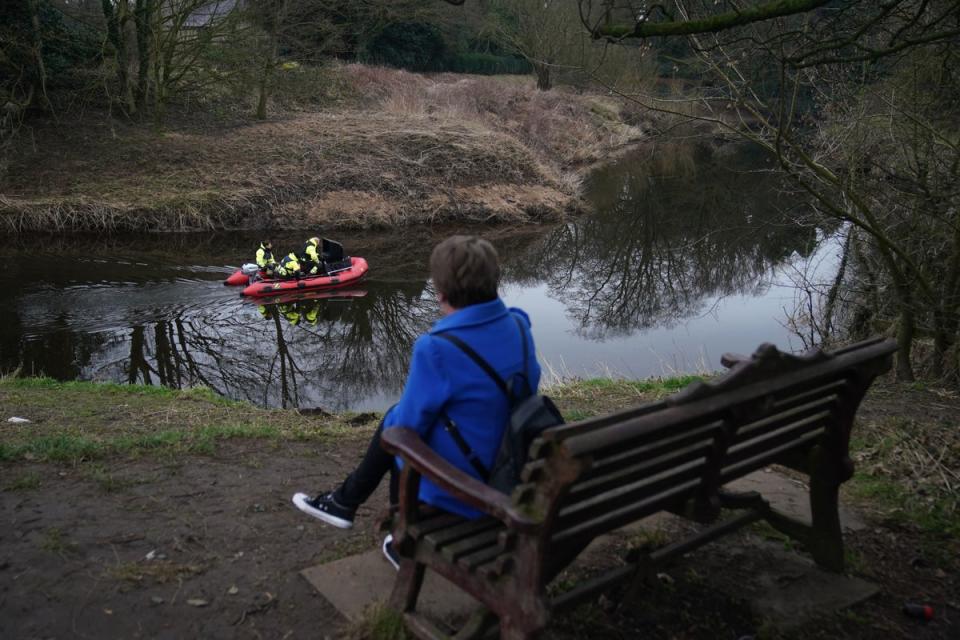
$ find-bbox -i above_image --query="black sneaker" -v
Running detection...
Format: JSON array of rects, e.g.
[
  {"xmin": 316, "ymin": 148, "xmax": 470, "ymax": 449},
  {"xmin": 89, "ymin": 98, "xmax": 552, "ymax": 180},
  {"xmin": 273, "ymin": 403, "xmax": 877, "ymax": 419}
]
[
  {"xmin": 292, "ymin": 492, "xmax": 355, "ymax": 529},
  {"xmin": 382, "ymin": 534, "xmax": 400, "ymax": 571}
]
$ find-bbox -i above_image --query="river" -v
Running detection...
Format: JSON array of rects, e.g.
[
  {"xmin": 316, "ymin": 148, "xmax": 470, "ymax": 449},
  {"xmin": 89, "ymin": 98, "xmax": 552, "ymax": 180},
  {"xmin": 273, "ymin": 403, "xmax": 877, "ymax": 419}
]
[{"xmin": 0, "ymin": 141, "xmax": 828, "ymax": 411}]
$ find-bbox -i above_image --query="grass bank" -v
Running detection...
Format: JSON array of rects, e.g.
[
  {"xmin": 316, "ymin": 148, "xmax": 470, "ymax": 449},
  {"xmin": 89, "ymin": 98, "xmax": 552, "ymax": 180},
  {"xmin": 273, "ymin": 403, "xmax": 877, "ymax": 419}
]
[
  {"xmin": 0, "ymin": 377, "xmax": 375, "ymax": 465},
  {"xmin": 2, "ymin": 65, "xmax": 647, "ymax": 234}
]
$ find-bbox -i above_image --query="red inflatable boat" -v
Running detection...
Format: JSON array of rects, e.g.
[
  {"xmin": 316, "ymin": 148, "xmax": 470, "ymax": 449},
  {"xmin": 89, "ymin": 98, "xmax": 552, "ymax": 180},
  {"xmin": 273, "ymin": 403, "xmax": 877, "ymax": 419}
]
[{"xmin": 228, "ymin": 257, "xmax": 369, "ymax": 297}]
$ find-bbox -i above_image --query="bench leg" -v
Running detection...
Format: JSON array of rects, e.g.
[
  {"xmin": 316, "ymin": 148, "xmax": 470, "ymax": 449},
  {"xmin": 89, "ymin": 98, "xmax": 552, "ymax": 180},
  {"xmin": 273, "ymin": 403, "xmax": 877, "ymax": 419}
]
[
  {"xmin": 389, "ymin": 558, "xmax": 426, "ymax": 613},
  {"xmin": 809, "ymin": 445, "xmax": 845, "ymax": 572}
]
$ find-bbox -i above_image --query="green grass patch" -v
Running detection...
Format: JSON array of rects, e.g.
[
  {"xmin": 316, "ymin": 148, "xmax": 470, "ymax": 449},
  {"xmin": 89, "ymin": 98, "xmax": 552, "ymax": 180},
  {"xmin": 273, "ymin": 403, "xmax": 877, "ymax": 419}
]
[
  {"xmin": 0, "ymin": 376, "xmax": 371, "ymax": 465},
  {"xmin": 548, "ymin": 375, "xmax": 706, "ymax": 422},
  {"xmin": 847, "ymin": 409, "xmax": 959, "ymax": 540},
  {"xmin": 2, "ymin": 376, "xmax": 175, "ymax": 396},
  {"xmin": 574, "ymin": 375, "xmax": 703, "ymax": 394},
  {"xmin": 847, "ymin": 474, "xmax": 959, "ymax": 538},
  {"xmin": 2, "ymin": 426, "xmax": 286, "ymax": 463},
  {"xmin": 17, "ymin": 434, "xmax": 106, "ymax": 462},
  {"xmin": 40, "ymin": 527, "xmax": 80, "ymax": 555},
  {"xmin": 0, "ymin": 376, "xmax": 242, "ymax": 406}
]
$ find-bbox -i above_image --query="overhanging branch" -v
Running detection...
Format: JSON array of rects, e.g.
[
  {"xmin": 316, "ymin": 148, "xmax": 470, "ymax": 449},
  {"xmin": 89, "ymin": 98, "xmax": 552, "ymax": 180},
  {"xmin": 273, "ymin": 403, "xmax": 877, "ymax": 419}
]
[{"xmin": 588, "ymin": 0, "xmax": 831, "ymax": 39}]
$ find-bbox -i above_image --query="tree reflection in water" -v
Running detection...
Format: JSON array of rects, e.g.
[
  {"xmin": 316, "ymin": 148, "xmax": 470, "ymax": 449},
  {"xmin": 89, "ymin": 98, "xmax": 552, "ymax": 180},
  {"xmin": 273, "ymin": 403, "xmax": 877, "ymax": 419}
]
[
  {"xmin": 110, "ymin": 283, "xmax": 435, "ymax": 410},
  {"xmin": 501, "ymin": 141, "xmax": 817, "ymax": 340}
]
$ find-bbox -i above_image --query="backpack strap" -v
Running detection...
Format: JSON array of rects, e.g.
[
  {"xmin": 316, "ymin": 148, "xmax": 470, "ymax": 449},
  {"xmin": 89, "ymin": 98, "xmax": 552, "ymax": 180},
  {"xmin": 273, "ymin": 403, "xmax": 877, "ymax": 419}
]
[
  {"xmin": 512, "ymin": 314, "xmax": 533, "ymax": 397},
  {"xmin": 433, "ymin": 314, "xmax": 533, "ymax": 482},
  {"xmin": 439, "ymin": 417, "xmax": 490, "ymax": 481},
  {"xmin": 435, "ymin": 332, "xmax": 510, "ymax": 397},
  {"xmin": 435, "ymin": 314, "xmax": 530, "ymax": 399}
]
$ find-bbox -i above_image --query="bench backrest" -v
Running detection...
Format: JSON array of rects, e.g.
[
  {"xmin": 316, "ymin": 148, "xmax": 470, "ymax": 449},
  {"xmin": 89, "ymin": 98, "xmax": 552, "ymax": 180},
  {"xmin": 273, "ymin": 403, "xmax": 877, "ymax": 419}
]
[{"xmin": 513, "ymin": 338, "xmax": 896, "ymax": 551}]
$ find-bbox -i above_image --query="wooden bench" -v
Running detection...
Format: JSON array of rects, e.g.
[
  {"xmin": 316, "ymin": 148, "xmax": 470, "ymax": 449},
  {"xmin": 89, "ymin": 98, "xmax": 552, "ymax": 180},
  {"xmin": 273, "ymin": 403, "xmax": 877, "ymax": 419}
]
[{"xmin": 380, "ymin": 338, "xmax": 896, "ymax": 640}]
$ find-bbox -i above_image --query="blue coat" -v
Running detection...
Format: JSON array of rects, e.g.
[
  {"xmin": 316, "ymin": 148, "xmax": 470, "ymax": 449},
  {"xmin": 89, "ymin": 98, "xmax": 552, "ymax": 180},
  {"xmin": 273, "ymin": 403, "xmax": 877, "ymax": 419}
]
[{"xmin": 383, "ymin": 298, "xmax": 541, "ymax": 518}]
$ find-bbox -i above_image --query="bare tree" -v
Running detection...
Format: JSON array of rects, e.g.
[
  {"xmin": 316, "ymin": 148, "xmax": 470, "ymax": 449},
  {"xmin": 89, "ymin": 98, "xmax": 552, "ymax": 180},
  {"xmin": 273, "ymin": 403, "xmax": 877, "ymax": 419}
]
[{"xmin": 490, "ymin": 0, "xmax": 584, "ymax": 90}]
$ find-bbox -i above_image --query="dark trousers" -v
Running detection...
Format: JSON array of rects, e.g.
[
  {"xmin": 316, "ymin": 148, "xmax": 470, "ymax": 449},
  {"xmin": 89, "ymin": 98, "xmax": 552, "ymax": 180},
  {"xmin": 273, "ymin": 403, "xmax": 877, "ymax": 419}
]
[{"xmin": 333, "ymin": 418, "xmax": 399, "ymax": 508}]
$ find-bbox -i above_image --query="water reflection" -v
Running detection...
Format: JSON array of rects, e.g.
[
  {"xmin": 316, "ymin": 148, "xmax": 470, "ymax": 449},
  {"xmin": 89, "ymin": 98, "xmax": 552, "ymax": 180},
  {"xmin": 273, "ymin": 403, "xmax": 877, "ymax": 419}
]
[
  {"xmin": 511, "ymin": 143, "xmax": 815, "ymax": 339},
  {"xmin": 0, "ymin": 142, "xmax": 817, "ymax": 409},
  {"xmin": 93, "ymin": 280, "xmax": 434, "ymax": 411}
]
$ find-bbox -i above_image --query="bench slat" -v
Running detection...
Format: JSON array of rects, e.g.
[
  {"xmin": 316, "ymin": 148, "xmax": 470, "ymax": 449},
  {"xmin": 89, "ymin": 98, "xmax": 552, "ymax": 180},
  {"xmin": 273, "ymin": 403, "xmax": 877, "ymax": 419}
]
[
  {"xmin": 578, "ymin": 419, "xmax": 724, "ymax": 480},
  {"xmin": 771, "ymin": 379, "xmax": 848, "ymax": 410},
  {"xmin": 440, "ymin": 528, "xmax": 503, "ymax": 564},
  {"xmin": 424, "ymin": 517, "xmax": 501, "ymax": 549},
  {"xmin": 408, "ymin": 512, "xmax": 465, "ymax": 539},
  {"xmin": 566, "ymin": 439, "xmax": 715, "ymax": 505},
  {"xmin": 730, "ymin": 412, "xmax": 831, "ymax": 459},
  {"xmin": 731, "ymin": 399, "xmax": 837, "ymax": 445},
  {"xmin": 552, "ymin": 477, "xmax": 702, "ymax": 546},
  {"xmin": 556, "ymin": 457, "xmax": 706, "ymax": 529},
  {"xmin": 458, "ymin": 541, "xmax": 508, "ymax": 572},
  {"xmin": 721, "ymin": 429, "xmax": 825, "ymax": 482}
]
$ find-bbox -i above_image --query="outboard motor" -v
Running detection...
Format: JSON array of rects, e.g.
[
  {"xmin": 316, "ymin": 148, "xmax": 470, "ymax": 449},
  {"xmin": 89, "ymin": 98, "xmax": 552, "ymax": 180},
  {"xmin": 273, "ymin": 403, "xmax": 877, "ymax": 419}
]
[{"xmin": 241, "ymin": 263, "xmax": 262, "ymax": 283}]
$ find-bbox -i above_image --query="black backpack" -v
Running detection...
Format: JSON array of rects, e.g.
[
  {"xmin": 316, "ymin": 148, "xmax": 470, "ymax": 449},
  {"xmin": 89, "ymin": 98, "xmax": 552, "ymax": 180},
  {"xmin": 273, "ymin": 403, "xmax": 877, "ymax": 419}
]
[{"xmin": 436, "ymin": 315, "xmax": 565, "ymax": 494}]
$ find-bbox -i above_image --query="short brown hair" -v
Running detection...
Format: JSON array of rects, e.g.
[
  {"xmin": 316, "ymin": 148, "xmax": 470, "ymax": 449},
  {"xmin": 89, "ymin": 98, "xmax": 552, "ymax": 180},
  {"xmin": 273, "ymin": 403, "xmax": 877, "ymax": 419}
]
[{"xmin": 430, "ymin": 235, "xmax": 500, "ymax": 308}]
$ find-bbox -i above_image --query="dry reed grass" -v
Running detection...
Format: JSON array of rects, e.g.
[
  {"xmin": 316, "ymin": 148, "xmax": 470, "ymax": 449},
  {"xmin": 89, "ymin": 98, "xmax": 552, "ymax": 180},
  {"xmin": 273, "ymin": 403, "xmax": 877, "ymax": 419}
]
[{"xmin": 3, "ymin": 64, "xmax": 650, "ymax": 233}]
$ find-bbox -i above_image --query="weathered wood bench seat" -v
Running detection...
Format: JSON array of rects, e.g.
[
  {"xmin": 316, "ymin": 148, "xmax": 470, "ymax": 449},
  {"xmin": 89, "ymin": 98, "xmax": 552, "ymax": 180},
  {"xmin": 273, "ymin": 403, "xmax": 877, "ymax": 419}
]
[{"xmin": 381, "ymin": 338, "xmax": 897, "ymax": 640}]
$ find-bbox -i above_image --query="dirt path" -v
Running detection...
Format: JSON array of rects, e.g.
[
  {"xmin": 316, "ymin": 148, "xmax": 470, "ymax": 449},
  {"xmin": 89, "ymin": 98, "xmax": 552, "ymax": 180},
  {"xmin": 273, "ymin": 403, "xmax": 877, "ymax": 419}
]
[{"xmin": 1, "ymin": 440, "xmax": 388, "ymax": 640}]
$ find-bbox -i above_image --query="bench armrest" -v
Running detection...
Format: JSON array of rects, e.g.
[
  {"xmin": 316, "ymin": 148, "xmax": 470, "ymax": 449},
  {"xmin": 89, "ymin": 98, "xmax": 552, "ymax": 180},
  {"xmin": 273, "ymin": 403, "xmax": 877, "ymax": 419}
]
[
  {"xmin": 381, "ymin": 427, "xmax": 541, "ymax": 534},
  {"xmin": 721, "ymin": 352, "xmax": 749, "ymax": 368}
]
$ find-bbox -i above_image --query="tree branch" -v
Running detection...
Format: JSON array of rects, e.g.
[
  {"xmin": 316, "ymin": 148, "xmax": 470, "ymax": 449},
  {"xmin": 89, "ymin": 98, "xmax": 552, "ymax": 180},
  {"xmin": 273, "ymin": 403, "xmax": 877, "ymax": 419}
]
[{"xmin": 585, "ymin": 0, "xmax": 831, "ymax": 39}]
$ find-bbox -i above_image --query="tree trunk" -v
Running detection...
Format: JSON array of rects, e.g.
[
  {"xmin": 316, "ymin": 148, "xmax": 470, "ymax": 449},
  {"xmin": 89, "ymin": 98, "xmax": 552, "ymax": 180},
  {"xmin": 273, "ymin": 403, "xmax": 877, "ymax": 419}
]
[
  {"xmin": 27, "ymin": 0, "xmax": 50, "ymax": 110},
  {"xmin": 932, "ymin": 220, "xmax": 960, "ymax": 381},
  {"xmin": 256, "ymin": 62, "xmax": 272, "ymax": 120},
  {"xmin": 822, "ymin": 229, "xmax": 853, "ymax": 342},
  {"xmin": 134, "ymin": 0, "xmax": 154, "ymax": 110},
  {"xmin": 255, "ymin": 0, "xmax": 288, "ymax": 120},
  {"xmin": 102, "ymin": 0, "xmax": 134, "ymax": 112},
  {"xmin": 895, "ymin": 308, "xmax": 916, "ymax": 382},
  {"xmin": 534, "ymin": 63, "xmax": 551, "ymax": 91}
]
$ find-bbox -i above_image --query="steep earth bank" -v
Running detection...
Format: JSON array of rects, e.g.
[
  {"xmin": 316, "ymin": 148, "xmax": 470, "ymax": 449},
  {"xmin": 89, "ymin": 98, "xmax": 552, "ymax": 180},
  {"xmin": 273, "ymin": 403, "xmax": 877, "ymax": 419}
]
[{"xmin": 2, "ymin": 65, "xmax": 649, "ymax": 234}]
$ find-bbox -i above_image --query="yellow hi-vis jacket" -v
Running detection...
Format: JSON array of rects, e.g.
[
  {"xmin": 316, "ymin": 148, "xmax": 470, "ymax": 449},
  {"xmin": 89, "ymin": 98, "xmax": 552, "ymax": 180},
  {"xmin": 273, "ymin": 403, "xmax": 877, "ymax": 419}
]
[
  {"xmin": 256, "ymin": 244, "xmax": 276, "ymax": 268},
  {"xmin": 276, "ymin": 253, "xmax": 301, "ymax": 277}
]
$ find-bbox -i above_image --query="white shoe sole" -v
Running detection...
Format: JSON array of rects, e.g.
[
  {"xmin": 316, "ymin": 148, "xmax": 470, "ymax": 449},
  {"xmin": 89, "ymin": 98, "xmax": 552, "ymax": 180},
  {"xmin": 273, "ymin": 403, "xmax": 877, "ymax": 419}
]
[
  {"xmin": 382, "ymin": 534, "xmax": 400, "ymax": 571},
  {"xmin": 292, "ymin": 492, "xmax": 354, "ymax": 529}
]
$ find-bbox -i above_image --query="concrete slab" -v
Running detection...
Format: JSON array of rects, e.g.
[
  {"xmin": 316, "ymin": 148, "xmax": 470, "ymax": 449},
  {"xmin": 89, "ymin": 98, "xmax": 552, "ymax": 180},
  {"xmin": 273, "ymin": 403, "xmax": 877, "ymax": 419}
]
[
  {"xmin": 727, "ymin": 467, "xmax": 866, "ymax": 531},
  {"xmin": 301, "ymin": 549, "xmax": 479, "ymax": 626},
  {"xmin": 724, "ymin": 542, "xmax": 880, "ymax": 628}
]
